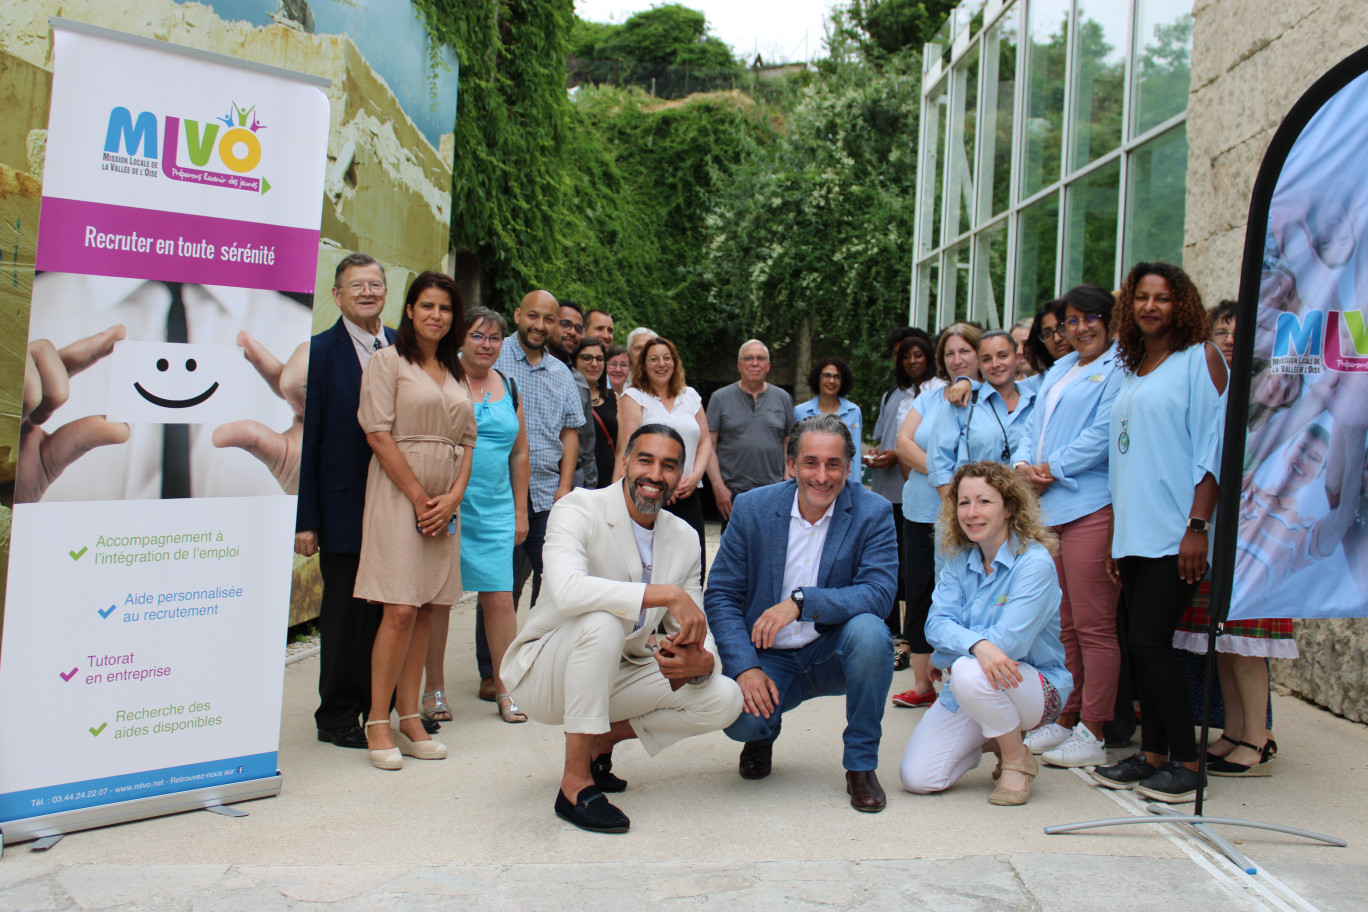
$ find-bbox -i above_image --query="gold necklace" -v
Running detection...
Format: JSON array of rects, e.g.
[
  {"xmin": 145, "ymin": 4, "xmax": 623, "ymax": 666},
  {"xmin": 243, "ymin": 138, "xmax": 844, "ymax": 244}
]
[{"xmin": 1117, "ymin": 349, "xmax": 1173, "ymax": 454}]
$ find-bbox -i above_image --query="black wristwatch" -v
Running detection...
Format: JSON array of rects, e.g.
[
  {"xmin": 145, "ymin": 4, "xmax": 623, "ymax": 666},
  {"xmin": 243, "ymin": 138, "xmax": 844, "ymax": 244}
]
[
  {"xmin": 1187, "ymin": 517, "xmax": 1211, "ymax": 533},
  {"xmin": 791, "ymin": 587, "xmax": 805, "ymax": 617}
]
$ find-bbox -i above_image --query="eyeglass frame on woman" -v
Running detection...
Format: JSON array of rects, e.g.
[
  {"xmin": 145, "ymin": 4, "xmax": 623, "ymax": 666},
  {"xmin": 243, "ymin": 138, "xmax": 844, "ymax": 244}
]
[
  {"xmin": 1062, "ymin": 312, "xmax": 1105, "ymax": 331},
  {"xmin": 468, "ymin": 331, "xmax": 503, "ymax": 345}
]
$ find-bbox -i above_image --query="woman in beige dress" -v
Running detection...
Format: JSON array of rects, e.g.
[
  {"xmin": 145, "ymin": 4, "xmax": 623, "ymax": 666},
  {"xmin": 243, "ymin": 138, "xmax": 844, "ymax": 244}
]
[{"xmin": 357, "ymin": 271, "xmax": 477, "ymax": 770}]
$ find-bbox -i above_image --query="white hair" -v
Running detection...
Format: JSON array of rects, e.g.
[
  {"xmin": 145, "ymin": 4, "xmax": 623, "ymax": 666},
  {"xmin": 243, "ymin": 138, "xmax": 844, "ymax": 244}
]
[
  {"xmin": 737, "ymin": 338, "xmax": 770, "ymax": 360},
  {"xmin": 626, "ymin": 327, "xmax": 658, "ymax": 349}
]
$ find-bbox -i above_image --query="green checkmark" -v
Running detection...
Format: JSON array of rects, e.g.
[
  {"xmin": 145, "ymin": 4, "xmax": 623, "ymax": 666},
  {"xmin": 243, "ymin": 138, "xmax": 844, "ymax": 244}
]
[
  {"xmin": 89, "ymin": 722, "xmax": 107, "ymax": 737},
  {"xmin": 69, "ymin": 546, "xmax": 88, "ymax": 561}
]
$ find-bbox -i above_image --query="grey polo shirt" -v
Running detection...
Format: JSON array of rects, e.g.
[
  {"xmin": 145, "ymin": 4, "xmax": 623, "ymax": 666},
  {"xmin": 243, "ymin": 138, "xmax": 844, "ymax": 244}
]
[{"xmin": 706, "ymin": 382, "xmax": 795, "ymax": 494}]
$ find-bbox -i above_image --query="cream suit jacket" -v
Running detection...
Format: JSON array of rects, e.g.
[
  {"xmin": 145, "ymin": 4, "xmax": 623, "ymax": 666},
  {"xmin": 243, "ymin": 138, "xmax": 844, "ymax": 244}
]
[{"xmin": 501, "ymin": 482, "xmax": 716, "ymax": 694}]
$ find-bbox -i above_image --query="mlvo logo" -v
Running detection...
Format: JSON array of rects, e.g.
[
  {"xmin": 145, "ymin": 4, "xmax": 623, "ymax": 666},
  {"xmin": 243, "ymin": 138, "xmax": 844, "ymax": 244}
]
[
  {"xmin": 102, "ymin": 102, "xmax": 270, "ymax": 194},
  {"xmin": 1273, "ymin": 310, "xmax": 1368, "ymax": 372}
]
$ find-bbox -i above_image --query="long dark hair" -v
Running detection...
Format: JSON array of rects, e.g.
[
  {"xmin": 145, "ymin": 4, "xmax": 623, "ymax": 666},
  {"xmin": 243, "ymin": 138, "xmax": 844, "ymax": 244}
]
[
  {"xmin": 892, "ymin": 330, "xmax": 935, "ymax": 396},
  {"xmin": 573, "ymin": 337, "xmax": 609, "ymax": 397},
  {"xmin": 395, "ymin": 271, "xmax": 465, "ymax": 381}
]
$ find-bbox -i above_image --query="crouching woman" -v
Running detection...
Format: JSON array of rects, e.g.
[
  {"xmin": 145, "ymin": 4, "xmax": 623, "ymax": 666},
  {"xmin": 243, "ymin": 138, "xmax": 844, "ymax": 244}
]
[{"xmin": 899, "ymin": 461, "xmax": 1071, "ymax": 806}]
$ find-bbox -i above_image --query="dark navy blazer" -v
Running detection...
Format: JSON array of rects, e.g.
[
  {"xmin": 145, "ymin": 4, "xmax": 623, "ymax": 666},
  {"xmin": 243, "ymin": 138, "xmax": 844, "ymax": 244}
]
[
  {"xmin": 703, "ymin": 479, "xmax": 898, "ymax": 678},
  {"xmin": 296, "ymin": 317, "xmax": 396, "ymax": 553}
]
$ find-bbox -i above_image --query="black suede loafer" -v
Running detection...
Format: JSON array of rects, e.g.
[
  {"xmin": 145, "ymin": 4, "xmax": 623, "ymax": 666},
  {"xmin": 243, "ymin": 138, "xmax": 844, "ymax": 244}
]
[
  {"xmin": 590, "ymin": 753, "xmax": 627, "ymax": 793},
  {"xmin": 739, "ymin": 741, "xmax": 773, "ymax": 780},
  {"xmin": 554, "ymin": 785, "xmax": 630, "ymax": 833}
]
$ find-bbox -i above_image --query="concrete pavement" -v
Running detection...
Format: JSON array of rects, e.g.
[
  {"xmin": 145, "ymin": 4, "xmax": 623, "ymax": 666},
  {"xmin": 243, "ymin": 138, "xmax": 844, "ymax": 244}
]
[{"xmin": 2, "ymin": 524, "xmax": 1366, "ymax": 910}]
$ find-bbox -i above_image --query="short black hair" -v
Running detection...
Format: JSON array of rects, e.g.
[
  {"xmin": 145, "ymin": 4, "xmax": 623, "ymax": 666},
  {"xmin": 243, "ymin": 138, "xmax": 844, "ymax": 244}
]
[
  {"xmin": 885, "ymin": 326, "xmax": 916, "ymax": 355},
  {"xmin": 558, "ymin": 299, "xmax": 584, "ymax": 316},
  {"xmin": 626, "ymin": 423, "xmax": 686, "ymax": 461},
  {"xmin": 807, "ymin": 357, "xmax": 853, "ymax": 397},
  {"xmin": 1060, "ymin": 284, "xmax": 1115, "ymax": 325}
]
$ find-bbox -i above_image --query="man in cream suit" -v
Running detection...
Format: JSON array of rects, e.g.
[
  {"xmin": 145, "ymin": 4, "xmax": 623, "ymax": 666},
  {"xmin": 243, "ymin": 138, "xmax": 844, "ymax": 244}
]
[{"xmin": 504, "ymin": 424, "xmax": 743, "ymax": 833}]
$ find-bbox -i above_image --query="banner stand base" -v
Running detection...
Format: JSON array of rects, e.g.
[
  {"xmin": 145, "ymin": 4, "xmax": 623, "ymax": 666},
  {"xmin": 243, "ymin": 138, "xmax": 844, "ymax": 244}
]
[
  {"xmin": 1044, "ymin": 804, "xmax": 1346, "ymax": 875},
  {"xmin": 0, "ymin": 773, "xmax": 281, "ymax": 856}
]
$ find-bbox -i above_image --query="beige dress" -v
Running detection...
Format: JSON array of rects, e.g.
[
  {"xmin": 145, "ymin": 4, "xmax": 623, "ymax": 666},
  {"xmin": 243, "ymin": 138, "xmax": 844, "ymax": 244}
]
[{"xmin": 354, "ymin": 346, "xmax": 477, "ymax": 606}]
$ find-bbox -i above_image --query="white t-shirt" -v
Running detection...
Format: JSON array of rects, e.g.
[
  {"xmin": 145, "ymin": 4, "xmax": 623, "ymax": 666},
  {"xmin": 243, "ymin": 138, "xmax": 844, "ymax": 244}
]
[{"xmin": 631, "ymin": 518, "xmax": 654, "ymax": 630}]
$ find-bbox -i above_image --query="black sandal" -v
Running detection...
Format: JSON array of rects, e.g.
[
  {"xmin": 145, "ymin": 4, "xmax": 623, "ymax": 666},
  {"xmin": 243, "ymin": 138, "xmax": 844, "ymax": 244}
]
[
  {"xmin": 1204, "ymin": 733, "xmax": 1240, "ymax": 764},
  {"xmin": 1208, "ymin": 739, "xmax": 1277, "ymax": 777}
]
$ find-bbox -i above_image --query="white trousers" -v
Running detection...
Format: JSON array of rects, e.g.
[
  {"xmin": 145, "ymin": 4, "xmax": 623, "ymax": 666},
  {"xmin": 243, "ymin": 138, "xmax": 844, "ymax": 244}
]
[
  {"xmin": 900, "ymin": 656, "xmax": 1047, "ymax": 794},
  {"xmin": 510, "ymin": 611, "xmax": 743, "ymax": 756}
]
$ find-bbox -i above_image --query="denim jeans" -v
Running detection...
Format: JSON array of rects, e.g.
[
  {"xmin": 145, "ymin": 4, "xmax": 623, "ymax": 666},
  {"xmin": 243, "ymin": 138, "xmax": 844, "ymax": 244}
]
[{"xmin": 723, "ymin": 612, "xmax": 893, "ymax": 771}]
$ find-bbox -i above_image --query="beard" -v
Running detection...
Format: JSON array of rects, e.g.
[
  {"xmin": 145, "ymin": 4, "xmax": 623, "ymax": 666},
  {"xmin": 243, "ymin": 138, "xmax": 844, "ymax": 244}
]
[{"xmin": 628, "ymin": 476, "xmax": 666, "ymax": 515}]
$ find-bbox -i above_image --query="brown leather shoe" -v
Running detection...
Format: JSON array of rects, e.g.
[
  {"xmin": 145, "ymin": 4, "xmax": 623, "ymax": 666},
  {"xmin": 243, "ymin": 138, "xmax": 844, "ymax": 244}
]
[
  {"xmin": 738, "ymin": 741, "xmax": 773, "ymax": 780},
  {"xmin": 845, "ymin": 770, "xmax": 887, "ymax": 812},
  {"xmin": 478, "ymin": 677, "xmax": 496, "ymax": 702}
]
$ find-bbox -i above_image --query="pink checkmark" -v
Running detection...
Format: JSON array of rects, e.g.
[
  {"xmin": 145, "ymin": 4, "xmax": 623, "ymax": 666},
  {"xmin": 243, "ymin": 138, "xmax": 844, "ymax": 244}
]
[{"xmin": 59, "ymin": 667, "xmax": 78, "ymax": 682}]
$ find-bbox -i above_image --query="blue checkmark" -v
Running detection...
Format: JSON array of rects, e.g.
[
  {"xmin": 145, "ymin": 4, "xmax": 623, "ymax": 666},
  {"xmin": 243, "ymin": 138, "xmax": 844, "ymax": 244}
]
[{"xmin": 98, "ymin": 605, "xmax": 115, "ymax": 619}]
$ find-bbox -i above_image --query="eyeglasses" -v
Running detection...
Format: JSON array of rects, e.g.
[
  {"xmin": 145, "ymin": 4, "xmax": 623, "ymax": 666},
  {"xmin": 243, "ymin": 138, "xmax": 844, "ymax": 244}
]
[
  {"xmin": 820, "ymin": 372, "xmax": 842, "ymax": 381},
  {"xmin": 1211, "ymin": 329, "xmax": 1234, "ymax": 342},
  {"xmin": 468, "ymin": 332, "xmax": 502, "ymax": 345},
  {"xmin": 1039, "ymin": 326, "xmax": 1061, "ymax": 341},
  {"xmin": 578, "ymin": 354, "xmax": 605, "ymax": 364},
  {"xmin": 1063, "ymin": 313, "xmax": 1105, "ymax": 331},
  {"xmin": 342, "ymin": 281, "xmax": 385, "ymax": 293},
  {"xmin": 740, "ymin": 355, "xmax": 769, "ymax": 363},
  {"xmin": 559, "ymin": 319, "xmax": 584, "ymax": 333}
]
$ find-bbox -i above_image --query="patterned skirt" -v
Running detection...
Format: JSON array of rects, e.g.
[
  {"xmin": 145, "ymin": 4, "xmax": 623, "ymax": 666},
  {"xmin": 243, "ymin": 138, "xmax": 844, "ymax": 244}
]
[{"xmin": 1173, "ymin": 581, "xmax": 1299, "ymax": 659}]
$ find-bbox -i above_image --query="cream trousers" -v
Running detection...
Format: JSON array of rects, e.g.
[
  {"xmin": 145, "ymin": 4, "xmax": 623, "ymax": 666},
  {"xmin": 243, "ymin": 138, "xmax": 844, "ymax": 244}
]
[{"xmin": 510, "ymin": 611, "xmax": 743, "ymax": 756}]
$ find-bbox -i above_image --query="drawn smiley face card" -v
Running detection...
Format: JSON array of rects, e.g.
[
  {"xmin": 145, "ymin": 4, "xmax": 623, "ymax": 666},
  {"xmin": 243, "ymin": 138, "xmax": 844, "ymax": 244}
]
[{"xmin": 106, "ymin": 341, "xmax": 278, "ymax": 425}]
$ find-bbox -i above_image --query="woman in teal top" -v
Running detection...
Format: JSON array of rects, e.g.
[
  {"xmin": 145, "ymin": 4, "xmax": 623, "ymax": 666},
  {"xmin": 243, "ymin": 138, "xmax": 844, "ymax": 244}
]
[
  {"xmin": 423, "ymin": 306, "xmax": 530, "ymax": 725},
  {"xmin": 899, "ymin": 461, "xmax": 1068, "ymax": 807},
  {"xmin": 794, "ymin": 356, "xmax": 862, "ymax": 481},
  {"xmin": 1091, "ymin": 262, "xmax": 1227, "ymax": 804}
]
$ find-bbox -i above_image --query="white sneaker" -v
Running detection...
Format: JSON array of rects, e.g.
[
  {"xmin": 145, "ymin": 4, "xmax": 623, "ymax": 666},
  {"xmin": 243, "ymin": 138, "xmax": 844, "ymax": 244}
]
[
  {"xmin": 1041, "ymin": 725, "xmax": 1107, "ymax": 768},
  {"xmin": 1023, "ymin": 722, "xmax": 1072, "ymax": 754}
]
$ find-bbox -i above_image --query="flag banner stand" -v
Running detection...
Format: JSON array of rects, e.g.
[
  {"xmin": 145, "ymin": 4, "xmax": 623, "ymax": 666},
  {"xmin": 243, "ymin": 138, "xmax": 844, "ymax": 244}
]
[
  {"xmin": 0, "ymin": 19, "xmax": 329, "ymax": 851},
  {"xmin": 1045, "ymin": 43, "xmax": 1368, "ymax": 874}
]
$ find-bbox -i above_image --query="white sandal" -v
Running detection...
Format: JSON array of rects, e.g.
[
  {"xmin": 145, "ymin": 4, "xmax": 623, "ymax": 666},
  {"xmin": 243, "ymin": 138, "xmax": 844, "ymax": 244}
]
[
  {"xmin": 394, "ymin": 713, "xmax": 447, "ymax": 760},
  {"xmin": 365, "ymin": 719, "xmax": 402, "ymax": 771}
]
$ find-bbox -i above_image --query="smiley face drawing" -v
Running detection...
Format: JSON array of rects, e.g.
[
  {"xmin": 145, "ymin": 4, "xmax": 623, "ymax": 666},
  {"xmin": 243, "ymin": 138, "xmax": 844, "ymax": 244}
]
[
  {"xmin": 134, "ymin": 355, "xmax": 220, "ymax": 408},
  {"xmin": 107, "ymin": 340, "xmax": 275, "ymax": 425}
]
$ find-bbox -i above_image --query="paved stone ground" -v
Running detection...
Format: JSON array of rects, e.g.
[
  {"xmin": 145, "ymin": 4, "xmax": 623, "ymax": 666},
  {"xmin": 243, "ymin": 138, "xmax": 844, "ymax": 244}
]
[{"xmin": 3, "ymin": 524, "xmax": 1364, "ymax": 910}]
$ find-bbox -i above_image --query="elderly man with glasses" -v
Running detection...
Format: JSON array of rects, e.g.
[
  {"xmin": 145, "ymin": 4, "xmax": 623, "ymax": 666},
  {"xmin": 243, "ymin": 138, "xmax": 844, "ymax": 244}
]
[{"xmin": 704, "ymin": 339, "xmax": 795, "ymax": 523}]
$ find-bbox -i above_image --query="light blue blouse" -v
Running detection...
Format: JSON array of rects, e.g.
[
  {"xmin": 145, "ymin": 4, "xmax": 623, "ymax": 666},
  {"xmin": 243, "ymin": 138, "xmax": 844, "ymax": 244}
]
[
  {"xmin": 794, "ymin": 396, "xmax": 862, "ymax": 481},
  {"xmin": 926, "ymin": 536, "xmax": 1072, "ymax": 714},
  {"xmin": 928, "ymin": 382, "xmax": 1038, "ymax": 488},
  {"xmin": 1011, "ymin": 344, "xmax": 1124, "ymax": 527},
  {"xmin": 901, "ymin": 387, "xmax": 951, "ymax": 523},
  {"xmin": 1108, "ymin": 342, "xmax": 1228, "ymax": 558}
]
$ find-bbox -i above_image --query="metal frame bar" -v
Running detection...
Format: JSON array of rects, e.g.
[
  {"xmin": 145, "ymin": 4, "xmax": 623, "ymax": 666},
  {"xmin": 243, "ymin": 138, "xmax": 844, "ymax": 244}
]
[{"xmin": 914, "ymin": 0, "xmax": 1192, "ymax": 326}]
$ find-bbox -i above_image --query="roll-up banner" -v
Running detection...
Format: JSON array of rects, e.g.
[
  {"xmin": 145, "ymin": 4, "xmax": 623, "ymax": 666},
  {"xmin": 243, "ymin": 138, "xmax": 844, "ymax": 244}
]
[
  {"xmin": 1214, "ymin": 45, "xmax": 1368, "ymax": 624},
  {"xmin": 0, "ymin": 19, "xmax": 329, "ymax": 844}
]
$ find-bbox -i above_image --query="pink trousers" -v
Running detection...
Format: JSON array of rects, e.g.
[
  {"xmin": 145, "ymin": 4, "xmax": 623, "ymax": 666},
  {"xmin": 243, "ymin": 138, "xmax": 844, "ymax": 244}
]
[{"xmin": 1052, "ymin": 505, "xmax": 1121, "ymax": 722}]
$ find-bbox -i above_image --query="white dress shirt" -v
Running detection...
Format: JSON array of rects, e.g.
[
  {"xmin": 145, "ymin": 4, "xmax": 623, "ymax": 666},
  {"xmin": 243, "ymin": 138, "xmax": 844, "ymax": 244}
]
[
  {"xmin": 773, "ymin": 491, "xmax": 835, "ymax": 650},
  {"xmin": 342, "ymin": 315, "xmax": 388, "ymax": 368}
]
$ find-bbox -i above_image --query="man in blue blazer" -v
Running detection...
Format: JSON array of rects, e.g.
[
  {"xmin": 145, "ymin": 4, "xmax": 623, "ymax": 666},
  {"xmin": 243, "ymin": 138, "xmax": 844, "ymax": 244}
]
[
  {"xmin": 705, "ymin": 414, "xmax": 898, "ymax": 811},
  {"xmin": 296, "ymin": 252, "xmax": 397, "ymax": 750}
]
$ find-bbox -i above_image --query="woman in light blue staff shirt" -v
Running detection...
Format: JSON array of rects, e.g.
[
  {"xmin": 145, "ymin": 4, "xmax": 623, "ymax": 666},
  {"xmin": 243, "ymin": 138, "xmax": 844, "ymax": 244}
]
[
  {"xmin": 794, "ymin": 356, "xmax": 862, "ymax": 481},
  {"xmin": 928, "ymin": 330, "xmax": 1038, "ymax": 497}
]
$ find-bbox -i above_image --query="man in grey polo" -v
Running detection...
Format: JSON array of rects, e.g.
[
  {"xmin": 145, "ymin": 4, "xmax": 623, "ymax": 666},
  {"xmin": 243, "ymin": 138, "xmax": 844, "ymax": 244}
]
[{"xmin": 705, "ymin": 339, "xmax": 795, "ymax": 521}]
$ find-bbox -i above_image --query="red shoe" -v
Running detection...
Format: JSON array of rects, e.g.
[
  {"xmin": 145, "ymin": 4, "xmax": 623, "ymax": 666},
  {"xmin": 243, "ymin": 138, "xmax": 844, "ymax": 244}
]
[{"xmin": 891, "ymin": 688, "xmax": 936, "ymax": 708}]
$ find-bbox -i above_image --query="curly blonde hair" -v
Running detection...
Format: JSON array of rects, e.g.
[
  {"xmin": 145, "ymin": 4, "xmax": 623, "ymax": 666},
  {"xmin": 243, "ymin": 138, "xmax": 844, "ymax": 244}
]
[
  {"xmin": 1112, "ymin": 261, "xmax": 1209, "ymax": 373},
  {"xmin": 937, "ymin": 461, "xmax": 1058, "ymax": 556},
  {"xmin": 630, "ymin": 336, "xmax": 687, "ymax": 398}
]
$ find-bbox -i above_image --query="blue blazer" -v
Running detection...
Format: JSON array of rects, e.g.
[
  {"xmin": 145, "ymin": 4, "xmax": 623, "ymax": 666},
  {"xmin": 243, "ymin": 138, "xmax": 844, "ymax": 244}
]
[
  {"xmin": 704, "ymin": 479, "xmax": 898, "ymax": 677},
  {"xmin": 296, "ymin": 317, "xmax": 396, "ymax": 553}
]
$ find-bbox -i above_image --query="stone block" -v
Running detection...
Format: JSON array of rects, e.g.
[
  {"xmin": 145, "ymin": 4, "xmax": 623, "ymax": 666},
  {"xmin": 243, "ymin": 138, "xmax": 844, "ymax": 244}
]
[
  {"xmin": 0, "ymin": 52, "xmax": 50, "ymax": 175},
  {"xmin": 1272, "ymin": 618, "xmax": 1368, "ymax": 723}
]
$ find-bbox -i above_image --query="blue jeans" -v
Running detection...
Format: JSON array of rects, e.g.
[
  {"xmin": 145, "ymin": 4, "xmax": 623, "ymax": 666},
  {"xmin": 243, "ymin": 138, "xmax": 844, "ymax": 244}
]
[{"xmin": 723, "ymin": 613, "xmax": 893, "ymax": 771}]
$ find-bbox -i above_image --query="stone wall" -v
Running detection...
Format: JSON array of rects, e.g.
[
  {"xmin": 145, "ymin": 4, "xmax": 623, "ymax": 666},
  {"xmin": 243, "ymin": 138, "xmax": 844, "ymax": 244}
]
[{"xmin": 1187, "ymin": 0, "xmax": 1368, "ymax": 722}]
